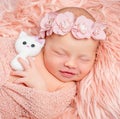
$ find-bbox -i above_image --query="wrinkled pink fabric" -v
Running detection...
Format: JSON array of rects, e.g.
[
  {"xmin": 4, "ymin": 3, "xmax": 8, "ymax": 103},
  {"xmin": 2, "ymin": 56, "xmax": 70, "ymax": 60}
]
[{"xmin": 0, "ymin": 37, "xmax": 77, "ymax": 119}]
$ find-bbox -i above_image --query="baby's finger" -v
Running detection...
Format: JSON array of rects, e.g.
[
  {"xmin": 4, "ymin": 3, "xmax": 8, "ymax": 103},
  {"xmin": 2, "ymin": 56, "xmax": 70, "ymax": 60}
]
[
  {"xmin": 13, "ymin": 78, "xmax": 26, "ymax": 85},
  {"xmin": 10, "ymin": 70, "xmax": 25, "ymax": 77},
  {"xmin": 13, "ymin": 78, "xmax": 30, "ymax": 87},
  {"xmin": 18, "ymin": 57, "xmax": 29, "ymax": 70},
  {"xmin": 27, "ymin": 57, "xmax": 35, "ymax": 68}
]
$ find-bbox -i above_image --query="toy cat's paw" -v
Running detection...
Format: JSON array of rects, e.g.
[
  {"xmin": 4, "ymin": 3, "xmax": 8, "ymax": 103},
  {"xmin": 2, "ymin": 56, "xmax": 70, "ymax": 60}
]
[{"xmin": 10, "ymin": 56, "xmax": 27, "ymax": 71}]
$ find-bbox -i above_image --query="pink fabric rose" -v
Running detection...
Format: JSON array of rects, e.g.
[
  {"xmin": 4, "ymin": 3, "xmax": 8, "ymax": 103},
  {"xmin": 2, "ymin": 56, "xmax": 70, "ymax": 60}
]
[
  {"xmin": 52, "ymin": 12, "xmax": 74, "ymax": 35},
  {"xmin": 71, "ymin": 15, "xmax": 94, "ymax": 39},
  {"xmin": 40, "ymin": 13, "xmax": 56, "ymax": 38},
  {"xmin": 92, "ymin": 22, "xmax": 107, "ymax": 40},
  {"xmin": 39, "ymin": 12, "xmax": 106, "ymax": 40}
]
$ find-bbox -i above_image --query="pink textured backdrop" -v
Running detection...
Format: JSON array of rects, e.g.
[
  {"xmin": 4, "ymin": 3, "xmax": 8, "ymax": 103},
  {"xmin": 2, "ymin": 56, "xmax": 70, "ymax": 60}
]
[{"xmin": 0, "ymin": 0, "xmax": 120, "ymax": 119}]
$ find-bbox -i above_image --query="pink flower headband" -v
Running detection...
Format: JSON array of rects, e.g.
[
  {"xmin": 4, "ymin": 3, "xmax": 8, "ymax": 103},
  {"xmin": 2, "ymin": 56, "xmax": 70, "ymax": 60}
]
[{"xmin": 39, "ymin": 12, "xmax": 107, "ymax": 40}]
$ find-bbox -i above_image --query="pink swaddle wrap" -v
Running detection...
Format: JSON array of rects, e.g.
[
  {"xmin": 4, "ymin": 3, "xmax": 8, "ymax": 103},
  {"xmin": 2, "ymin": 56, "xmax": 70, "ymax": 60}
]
[{"xmin": 0, "ymin": 38, "xmax": 76, "ymax": 119}]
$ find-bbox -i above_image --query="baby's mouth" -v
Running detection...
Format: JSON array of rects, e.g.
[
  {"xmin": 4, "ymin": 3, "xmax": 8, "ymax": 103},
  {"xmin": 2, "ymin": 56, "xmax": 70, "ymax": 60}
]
[{"xmin": 59, "ymin": 70, "xmax": 76, "ymax": 78}]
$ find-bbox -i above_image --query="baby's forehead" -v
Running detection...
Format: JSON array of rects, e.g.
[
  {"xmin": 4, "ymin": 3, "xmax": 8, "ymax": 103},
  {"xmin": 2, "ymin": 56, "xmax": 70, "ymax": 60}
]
[{"xmin": 48, "ymin": 32, "xmax": 99, "ymax": 44}]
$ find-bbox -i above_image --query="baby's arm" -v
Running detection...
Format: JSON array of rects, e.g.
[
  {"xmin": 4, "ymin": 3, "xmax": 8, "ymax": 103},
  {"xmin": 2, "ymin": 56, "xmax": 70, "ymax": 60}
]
[
  {"xmin": 3, "ymin": 81, "xmax": 76, "ymax": 119},
  {"xmin": 10, "ymin": 57, "xmax": 47, "ymax": 90}
]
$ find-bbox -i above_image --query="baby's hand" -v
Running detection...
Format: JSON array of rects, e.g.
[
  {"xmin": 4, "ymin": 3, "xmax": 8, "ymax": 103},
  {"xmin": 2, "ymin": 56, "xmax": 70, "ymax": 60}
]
[{"xmin": 10, "ymin": 57, "xmax": 47, "ymax": 90}]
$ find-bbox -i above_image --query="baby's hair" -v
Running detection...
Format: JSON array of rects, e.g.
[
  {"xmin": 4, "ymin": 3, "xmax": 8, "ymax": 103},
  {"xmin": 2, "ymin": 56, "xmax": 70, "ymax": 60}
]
[{"xmin": 56, "ymin": 7, "xmax": 95, "ymax": 21}]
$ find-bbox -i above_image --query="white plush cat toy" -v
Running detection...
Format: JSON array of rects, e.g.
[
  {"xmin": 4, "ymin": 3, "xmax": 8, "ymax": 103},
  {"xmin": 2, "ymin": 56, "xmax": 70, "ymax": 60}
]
[{"xmin": 11, "ymin": 31, "xmax": 45, "ymax": 71}]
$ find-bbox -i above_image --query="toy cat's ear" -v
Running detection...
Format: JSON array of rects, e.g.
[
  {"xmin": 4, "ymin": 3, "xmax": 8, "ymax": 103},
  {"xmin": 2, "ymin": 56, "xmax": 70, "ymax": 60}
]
[
  {"xmin": 39, "ymin": 39, "xmax": 45, "ymax": 45},
  {"xmin": 19, "ymin": 31, "xmax": 27, "ymax": 37},
  {"xmin": 35, "ymin": 36, "xmax": 45, "ymax": 45}
]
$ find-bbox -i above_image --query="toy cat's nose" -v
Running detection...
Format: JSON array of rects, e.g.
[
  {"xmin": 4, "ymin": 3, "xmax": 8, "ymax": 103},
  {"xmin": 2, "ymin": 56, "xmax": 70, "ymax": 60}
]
[{"xmin": 26, "ymin": 45, "xmax": 29, "ymax": 48}]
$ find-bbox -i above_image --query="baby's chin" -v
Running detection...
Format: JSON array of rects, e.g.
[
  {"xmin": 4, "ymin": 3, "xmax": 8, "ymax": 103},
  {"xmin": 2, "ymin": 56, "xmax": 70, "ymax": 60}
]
[
  {"xmin": 57, "ymin": 74, "xmax": 85, "ymax": 83},
  {"xmin": 54, "ymin": 75, "xmax": 77, "ymax": 83}
]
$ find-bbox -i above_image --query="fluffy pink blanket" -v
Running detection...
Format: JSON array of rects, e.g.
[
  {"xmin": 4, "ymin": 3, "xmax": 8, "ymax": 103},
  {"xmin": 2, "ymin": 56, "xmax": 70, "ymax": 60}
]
[{"xmin": 0, "ymin": 0, "xmax": 120, "ymax": 119}]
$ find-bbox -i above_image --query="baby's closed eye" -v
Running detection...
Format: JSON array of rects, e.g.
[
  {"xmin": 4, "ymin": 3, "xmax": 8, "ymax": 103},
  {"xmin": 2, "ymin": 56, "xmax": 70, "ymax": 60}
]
[
  {"xmin": 78, "ymin": 56, "xmax": 93, "ymax": 62},
  {"xmin": 54, "ymin": 50, "xmax": 66, "ymax": 56}
]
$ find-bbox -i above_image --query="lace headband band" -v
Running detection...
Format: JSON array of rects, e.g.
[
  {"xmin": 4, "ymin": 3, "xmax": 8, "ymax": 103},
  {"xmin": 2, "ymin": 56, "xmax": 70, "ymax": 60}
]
[{"xmin": 39, "ymin": 12, "xmax": 107, "ymax": 40}]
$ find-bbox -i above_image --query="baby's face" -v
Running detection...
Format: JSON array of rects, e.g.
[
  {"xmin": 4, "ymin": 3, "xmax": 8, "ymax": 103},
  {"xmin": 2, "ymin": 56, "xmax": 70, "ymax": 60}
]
[{"xmin": 43, "ymin": 33, "xmax": 99, "ymax": 82}]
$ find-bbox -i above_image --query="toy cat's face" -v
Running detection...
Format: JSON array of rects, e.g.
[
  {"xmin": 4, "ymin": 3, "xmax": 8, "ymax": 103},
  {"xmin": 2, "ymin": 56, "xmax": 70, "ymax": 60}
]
[{"xmin": 15, "ymin": 31, "xmax": 45, "ymax": 56}]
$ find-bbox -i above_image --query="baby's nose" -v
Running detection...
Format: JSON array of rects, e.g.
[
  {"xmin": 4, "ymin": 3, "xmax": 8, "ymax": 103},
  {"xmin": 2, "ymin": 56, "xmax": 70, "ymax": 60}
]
[{"xmin": 64, "ymin": 58, "xmax": 77, "ymax": 69}]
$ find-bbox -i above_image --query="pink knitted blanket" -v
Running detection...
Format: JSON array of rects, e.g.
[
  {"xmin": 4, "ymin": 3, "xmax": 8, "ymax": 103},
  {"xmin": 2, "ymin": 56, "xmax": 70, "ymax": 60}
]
[{"xmin": 0, "ymin": 38, "xmax": 76, "ymax": 119}]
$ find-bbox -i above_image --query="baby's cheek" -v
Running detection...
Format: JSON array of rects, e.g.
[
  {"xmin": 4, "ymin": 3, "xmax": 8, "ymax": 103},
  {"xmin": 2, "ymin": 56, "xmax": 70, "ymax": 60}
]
[{"xmin": 79, "ymin": 63, "xmax": 93, "ymax": 73}]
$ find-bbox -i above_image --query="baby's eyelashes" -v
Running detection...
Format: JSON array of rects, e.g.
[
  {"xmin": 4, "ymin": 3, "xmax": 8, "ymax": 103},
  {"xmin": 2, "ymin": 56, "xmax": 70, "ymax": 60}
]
[
  {"xmin": 54, "ymin": 51, "xmax": 65, "ymax": 55},
  {"xmin": 79, "ymin": 57, "xmax": 92, "ymax": 62}
]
